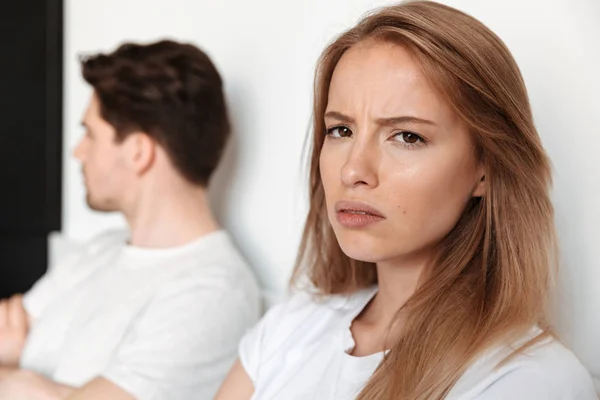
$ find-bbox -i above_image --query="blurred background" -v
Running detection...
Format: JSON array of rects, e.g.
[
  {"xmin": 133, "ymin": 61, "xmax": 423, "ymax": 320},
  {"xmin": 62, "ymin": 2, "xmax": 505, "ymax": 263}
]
[{"xmin": 1, "ymin": 0, "xmax": 598, "ymax": 391}]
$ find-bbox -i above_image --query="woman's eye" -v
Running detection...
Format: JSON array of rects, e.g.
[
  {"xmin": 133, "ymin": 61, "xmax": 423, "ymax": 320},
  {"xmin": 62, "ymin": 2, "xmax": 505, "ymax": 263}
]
[
  {"xmin": 394, "ymin": 131, "xmax": 423, "ymax": 145},
  {"xmin": 326, "ymin": 126, "xmax": 352, "ymax": 138}
]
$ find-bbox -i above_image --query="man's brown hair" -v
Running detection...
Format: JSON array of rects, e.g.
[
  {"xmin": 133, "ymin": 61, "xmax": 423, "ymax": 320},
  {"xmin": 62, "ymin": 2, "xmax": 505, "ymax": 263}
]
[{"xmin": 81, "ymin": 40, "xmax": 230, "ymax": 186}]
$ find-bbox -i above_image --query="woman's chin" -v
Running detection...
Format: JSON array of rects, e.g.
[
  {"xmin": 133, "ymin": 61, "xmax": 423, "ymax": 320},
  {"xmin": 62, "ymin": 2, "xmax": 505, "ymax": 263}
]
[{"xmin": 337, "ymin": 242, "xmax": 385, "ymax": 264}]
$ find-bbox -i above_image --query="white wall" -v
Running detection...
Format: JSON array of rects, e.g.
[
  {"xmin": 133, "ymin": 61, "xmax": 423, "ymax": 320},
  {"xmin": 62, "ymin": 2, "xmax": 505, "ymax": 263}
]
[{"xmin": 64, "ymin": 0, "xmax": 599, "ymax": 387}]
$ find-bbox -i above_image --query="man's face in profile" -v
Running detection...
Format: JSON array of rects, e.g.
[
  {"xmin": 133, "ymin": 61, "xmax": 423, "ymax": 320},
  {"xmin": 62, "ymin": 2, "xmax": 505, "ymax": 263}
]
[{"xmin": 73, "ymin": 94, "xmax": 131, "ymax": 212}]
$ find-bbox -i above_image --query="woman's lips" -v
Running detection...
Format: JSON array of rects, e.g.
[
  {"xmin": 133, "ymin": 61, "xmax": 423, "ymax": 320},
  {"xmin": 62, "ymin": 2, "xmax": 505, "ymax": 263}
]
[{"xmin": 334, "ymin": 200, "xmax": 385, "ymax": 228}]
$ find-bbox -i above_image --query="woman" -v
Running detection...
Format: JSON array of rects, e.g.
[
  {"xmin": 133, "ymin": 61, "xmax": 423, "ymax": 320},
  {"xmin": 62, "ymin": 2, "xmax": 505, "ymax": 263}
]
[{"xmin": 216, "ymin": 1, "xmax": 597, "ymax": 399}]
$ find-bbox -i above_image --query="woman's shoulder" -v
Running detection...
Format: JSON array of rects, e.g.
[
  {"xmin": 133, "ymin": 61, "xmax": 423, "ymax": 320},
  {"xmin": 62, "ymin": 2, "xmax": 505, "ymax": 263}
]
[
  {"xmin": 238, "ymin": 286, "xmax": 377, "ymax": 382},
  {"xmin": 260, "ymin": 285, "xmax": 376, "ymax": 336},
  {"xmin": 451, "ymin": 330, "xmax": 597, "ymax": 399}
]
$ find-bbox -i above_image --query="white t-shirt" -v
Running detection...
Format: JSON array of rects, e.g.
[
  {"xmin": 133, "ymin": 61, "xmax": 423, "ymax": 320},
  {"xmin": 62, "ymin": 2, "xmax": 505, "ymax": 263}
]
[
  {"xmin": 240, "ymin": 286, "xmax": 597, "ymax": 399},
  {"xmin": 21, "ymin": 229, "xmax": 261, "ymax": 400}
]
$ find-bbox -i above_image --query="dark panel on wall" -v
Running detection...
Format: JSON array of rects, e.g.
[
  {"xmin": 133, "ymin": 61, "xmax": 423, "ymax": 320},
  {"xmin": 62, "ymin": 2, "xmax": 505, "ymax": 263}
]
[
  {"xmin": 46, "ymin": 0, "xmax": 64, "ymax": 232},
  {"xmin": 0, "ymin": 236, "xmax": 48, "ymax": 296},
  {"xmin": 0, "ymin": 0, "xmax": 63, "ymax": 298}
]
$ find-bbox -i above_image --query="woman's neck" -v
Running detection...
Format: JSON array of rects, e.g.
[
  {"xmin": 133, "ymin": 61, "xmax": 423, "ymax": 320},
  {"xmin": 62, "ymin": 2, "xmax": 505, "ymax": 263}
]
[
  {"xmin": 350, "ymin": 253, "xmax": 433, "ymax": 356},
  {"xmin": 371, "ymin": 257, "xmax": 429, "ymax": 325}
]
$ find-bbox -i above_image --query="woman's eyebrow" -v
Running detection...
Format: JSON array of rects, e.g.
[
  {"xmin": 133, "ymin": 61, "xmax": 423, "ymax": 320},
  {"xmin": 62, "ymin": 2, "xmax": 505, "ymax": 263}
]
[
  {"xmin": 376, "ymin": 116, "xmax": 436, "ymax": 126},
  {"xmin": 324, "ymin": 111, "xmax": 436, "ymax": 127},
  {"xmin": 324, "ymin": 111, "xmax": 354, "ymax": 123}
]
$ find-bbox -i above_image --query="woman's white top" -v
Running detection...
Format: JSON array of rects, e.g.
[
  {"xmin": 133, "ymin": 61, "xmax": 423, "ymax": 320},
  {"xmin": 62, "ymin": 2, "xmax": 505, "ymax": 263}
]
[{"xmin": 239, "ymin": 286, "xmax": 597, "ymax": 399}]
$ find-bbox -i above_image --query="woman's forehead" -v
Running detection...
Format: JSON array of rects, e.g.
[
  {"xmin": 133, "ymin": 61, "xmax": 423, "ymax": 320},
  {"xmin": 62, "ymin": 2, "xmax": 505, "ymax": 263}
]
[{"xmin": 327, "ymin": 41, "xmax": 452, "ymax": 122}]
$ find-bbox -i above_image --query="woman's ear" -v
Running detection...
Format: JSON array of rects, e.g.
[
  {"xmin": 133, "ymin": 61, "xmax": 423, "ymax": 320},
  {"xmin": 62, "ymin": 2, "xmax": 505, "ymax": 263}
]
[{"xmin": 472, "ymin": 167, "xmax": 486, "ymax": 198}]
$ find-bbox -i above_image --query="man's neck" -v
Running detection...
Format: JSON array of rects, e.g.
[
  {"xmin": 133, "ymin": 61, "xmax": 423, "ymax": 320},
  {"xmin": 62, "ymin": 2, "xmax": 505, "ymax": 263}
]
[{"xmin": 124, "ymin": 183, "xmax": 219, "ymax": 248}]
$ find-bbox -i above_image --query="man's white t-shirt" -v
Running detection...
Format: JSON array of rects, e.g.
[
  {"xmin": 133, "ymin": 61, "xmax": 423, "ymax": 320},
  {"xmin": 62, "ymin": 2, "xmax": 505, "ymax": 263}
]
[
  {"xmin": 21, "ymin": 229, "xmax": 261, "ymax": 400},
  {"xmin": 240, "ymin": 286, "xmax": 597, "ymax": 399}
]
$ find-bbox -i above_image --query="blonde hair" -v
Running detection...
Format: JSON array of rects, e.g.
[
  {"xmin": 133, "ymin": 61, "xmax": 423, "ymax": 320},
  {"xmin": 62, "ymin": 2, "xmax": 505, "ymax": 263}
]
[{"xmin": 292, "ymin": 1, "xmax": 557, "ymax": 398}]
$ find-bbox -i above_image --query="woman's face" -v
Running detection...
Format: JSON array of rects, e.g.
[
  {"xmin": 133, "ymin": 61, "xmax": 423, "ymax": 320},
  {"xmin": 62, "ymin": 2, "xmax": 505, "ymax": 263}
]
[{"xmin": 320, "ymin": 40, "xmax": 485, "ymax": 267}]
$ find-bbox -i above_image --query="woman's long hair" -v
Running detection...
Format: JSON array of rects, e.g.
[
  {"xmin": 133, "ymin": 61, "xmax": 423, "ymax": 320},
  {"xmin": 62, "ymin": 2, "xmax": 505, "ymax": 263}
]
[{"xmin": 292, "ymin": 1, "xmax": 557, "ymax": 398}]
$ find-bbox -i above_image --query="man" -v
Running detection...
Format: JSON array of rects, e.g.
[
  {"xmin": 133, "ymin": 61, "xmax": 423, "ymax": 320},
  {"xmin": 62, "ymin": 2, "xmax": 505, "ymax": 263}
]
[{"xmin": 0, "ymin": 40, "xmax": 261, "ymax": 400}]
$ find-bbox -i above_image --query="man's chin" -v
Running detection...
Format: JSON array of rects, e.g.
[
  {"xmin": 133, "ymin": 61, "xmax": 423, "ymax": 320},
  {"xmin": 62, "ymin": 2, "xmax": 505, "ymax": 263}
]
[{"xmin": 86, "ymin": 195, "xmax": 118, "ymax": 212}]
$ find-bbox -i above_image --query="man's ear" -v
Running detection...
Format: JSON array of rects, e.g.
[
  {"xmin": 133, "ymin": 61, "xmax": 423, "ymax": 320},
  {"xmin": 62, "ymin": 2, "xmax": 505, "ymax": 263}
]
[{"xmin": 125, "ymin": 132, "xmax": 155, "ymax": 175}]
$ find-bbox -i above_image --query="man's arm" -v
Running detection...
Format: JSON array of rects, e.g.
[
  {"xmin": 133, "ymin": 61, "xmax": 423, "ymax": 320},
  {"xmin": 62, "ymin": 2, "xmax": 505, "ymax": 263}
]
[
  {"xmin": 0, "ymin": 366, "xmax": 18, "ymax": 381},
  {"xmin": 0, "ymin": 294, "xmax": 134, "ymax": 400},
  {"xmin": 0, "ymin": 372, "xmax": 135, "ymax": 400},
  {"xmin": 67, "ymin": 378, "xmax": 135, "ymax": 400},
  {"xmin": 0, "ymin": 295, "xmax": 30, "ymax": 367},
  {"xmin": 0, "ymin": 370, "xmax": 74, "ymax": 399}
]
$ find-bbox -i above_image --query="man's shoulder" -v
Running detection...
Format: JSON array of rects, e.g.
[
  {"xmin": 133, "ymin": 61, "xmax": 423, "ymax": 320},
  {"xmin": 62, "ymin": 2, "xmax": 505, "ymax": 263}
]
[
  {"xmin": 148, "ymin": 231, "xmax": 260, "ymax": 308},
  {"xmin": 47, "ymin": 229, "xmax": 127, "ymax": 275},
  {"xmin": 162, "ymin": 231, "xmax": 255, "ymax": 282},
  {"xmin": 49, "ymin": 229, "xmax": 127, "ymax": 268},
  {"xmin": 84, "ymin": 229, "xmax": 129, "ymax": 253}
]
